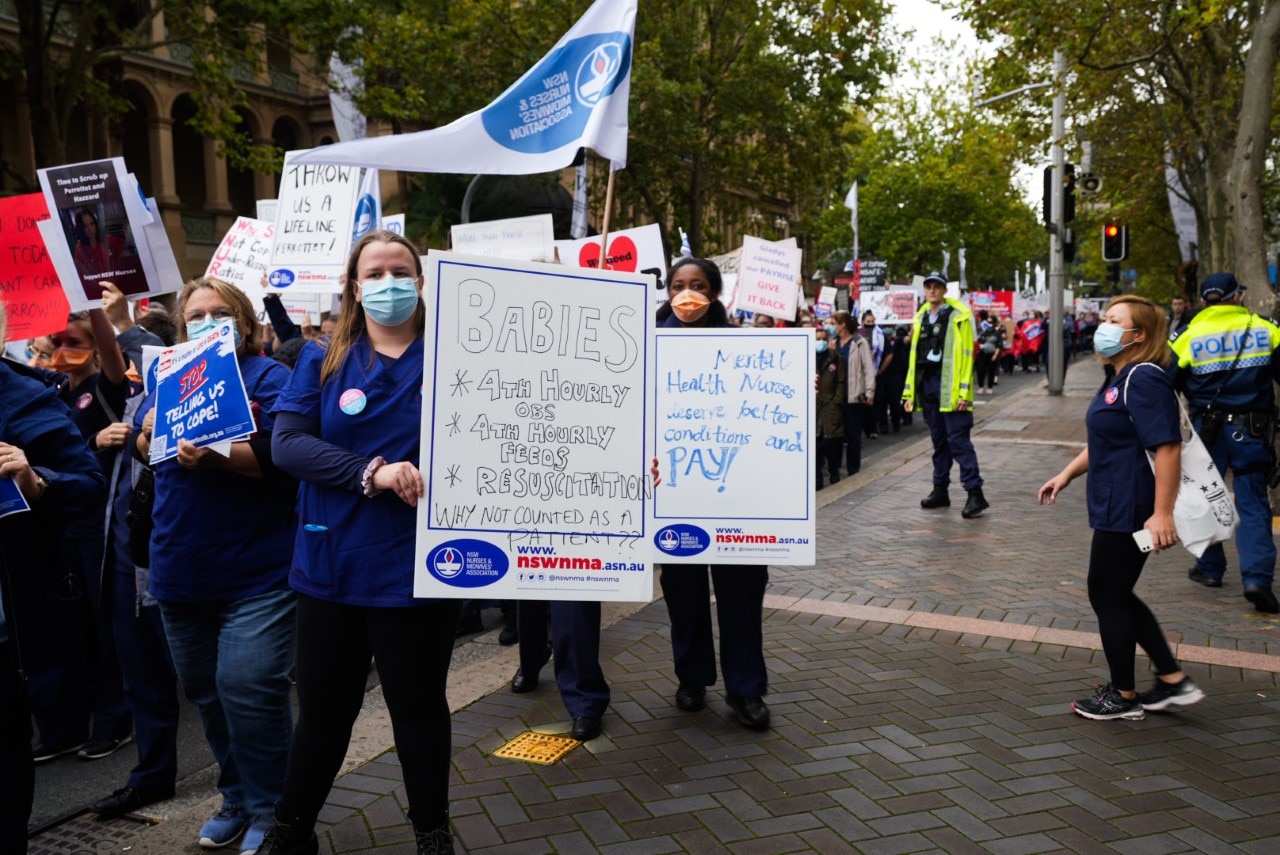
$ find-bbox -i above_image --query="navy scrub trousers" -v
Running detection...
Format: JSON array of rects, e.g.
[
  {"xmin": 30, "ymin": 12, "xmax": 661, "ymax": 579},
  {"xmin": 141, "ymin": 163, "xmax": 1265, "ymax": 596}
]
[{"xmin": 659, "ymin": 564, "xmax": 768, "ymax": 697}]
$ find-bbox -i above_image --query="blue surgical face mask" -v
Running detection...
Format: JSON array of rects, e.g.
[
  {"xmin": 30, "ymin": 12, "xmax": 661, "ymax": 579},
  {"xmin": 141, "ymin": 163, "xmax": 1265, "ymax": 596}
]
[
  {"xmin": 186, "ymin": 316, "xmax": 242, "ymax": 348},
  {"xmin": 815, "ymin": 340, "xmax": 829, "ymax": 354},
  {"xmin": 1093, "ymin": 322, "xmax": 1134, "ymax": 357},
  {"xmin": 361, "ymin": 275, "xmax": 420, "ymax": 326},
  {"xmin": 825, "ymin": 325, "xmax": 838, "ymax": 339}
]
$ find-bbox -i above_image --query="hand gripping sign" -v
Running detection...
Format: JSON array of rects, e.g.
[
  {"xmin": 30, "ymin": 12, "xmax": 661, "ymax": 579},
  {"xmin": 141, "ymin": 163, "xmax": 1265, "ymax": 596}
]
[{"xmin": 149, "ymin": 321, "xmax": 256, "ymax": 464}]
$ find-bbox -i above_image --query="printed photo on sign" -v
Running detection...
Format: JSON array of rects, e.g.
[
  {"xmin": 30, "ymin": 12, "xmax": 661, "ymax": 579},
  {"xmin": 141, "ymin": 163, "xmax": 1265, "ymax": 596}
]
[
  {"xmin": 149, "ymin": 321, "xmax": 256, "ymax": 464},
  {"xmin": 37, "ymin": 158, "xmax": 150, "ymax": 300},
  {"xmin": 413, "ymin": 251, "xmax": 656, "ymax": 602},
  {"xmin": 652, "ymin": 328, "xmax": 815, "ymax": 565},
  {"xmin": 0, "ymin": 193, "xmax": 70, "ymax": 340}
]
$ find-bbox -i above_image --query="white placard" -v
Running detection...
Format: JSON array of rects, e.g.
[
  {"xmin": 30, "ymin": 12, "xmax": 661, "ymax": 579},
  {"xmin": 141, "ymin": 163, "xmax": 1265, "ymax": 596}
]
[
  {"xmin": 268, "ymin": 151, "xmax": 361, "ymax": 293},
  {"xmin": 382, "ymin": 213, "xmax": 406, "ymax": 235},
  {"xmin": 859, "ymin": 290, "xmax": 918, "ymax": 325},
  {"xmin": 36, "ymin": 157, "xmax": 175, "ymax": 311},
  {"xmin": 414, "ymin": 251, "xmax": 656, "ymax": 601},
  {"xmin": 554, "ymin": 223, "xmax": 668, "ymax": 309},
  {"xmin": 206, "ymin": 217, "xmax": 275, "ymax": 291},
  {"xmin": 736, "ymin": 235, "xmax": 803, "ymax": 320},
  {"xmin": 449, "ymin": 214, "xmax": 555, "ymax": 262},
  {"xmin": 652, "ymin": 328, "xmax": 815, "ymax": 564},
  {"xmin": 256, "ymin": 199, "xmax": 278, "ymax": 222}
]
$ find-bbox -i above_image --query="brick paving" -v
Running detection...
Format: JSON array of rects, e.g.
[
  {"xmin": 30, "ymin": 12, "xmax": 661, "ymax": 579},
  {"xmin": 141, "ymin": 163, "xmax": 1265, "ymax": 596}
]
[{"xmin": 104, "ymin": 364, "xmax": 1280, "ymax": 853}]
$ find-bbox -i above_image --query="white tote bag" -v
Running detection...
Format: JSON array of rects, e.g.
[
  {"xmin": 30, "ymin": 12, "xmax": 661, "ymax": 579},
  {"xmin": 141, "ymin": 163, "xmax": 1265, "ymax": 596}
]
[{"xmin": 1125, "ymin": 364, "xmax": 1237, "ymax": 557}]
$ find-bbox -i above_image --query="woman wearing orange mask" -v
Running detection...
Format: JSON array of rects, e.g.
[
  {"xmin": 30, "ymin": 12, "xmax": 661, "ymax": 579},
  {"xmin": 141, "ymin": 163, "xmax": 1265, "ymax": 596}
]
[{"xmin": 656, "ymin": 258, "xmax": 772, "ymax": 730}]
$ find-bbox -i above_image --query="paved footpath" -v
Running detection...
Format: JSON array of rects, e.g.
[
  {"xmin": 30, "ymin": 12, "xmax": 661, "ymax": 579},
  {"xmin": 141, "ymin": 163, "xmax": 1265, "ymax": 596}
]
[{"xmin": 103, "ymin": 364, "xmax": 1280, "ymax": 854}]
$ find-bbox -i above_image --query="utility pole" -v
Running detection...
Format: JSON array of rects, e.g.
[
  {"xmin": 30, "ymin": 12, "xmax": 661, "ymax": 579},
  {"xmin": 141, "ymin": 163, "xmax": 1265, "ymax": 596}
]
[{"xmin": 1047, "ymin": 50, "xmax": 1066, "ymax": 396}]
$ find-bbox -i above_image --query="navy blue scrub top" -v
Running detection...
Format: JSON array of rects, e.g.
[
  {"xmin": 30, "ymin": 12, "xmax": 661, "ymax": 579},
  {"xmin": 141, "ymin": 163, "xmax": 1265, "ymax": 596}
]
[
  {"xmin": 140, "ymin": 354, "xmax": 295, "ymax": 603},
  {"xmin": 272, "ymin": 336, "xmax": 426, "ymax": 607},
  {"xmin": 1085, "ymin": 362, "xmax": 1182, "ymax": 533}
]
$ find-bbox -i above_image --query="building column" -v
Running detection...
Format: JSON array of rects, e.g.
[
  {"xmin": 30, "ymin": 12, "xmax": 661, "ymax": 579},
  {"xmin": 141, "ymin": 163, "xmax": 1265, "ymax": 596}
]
[
  {"xmin": 204, "ymin": 137, "xmax": 235, "ymax": 239},
  {"xmin": 148, "ymin": 114, "xmax": 188, "ymax": 278}
]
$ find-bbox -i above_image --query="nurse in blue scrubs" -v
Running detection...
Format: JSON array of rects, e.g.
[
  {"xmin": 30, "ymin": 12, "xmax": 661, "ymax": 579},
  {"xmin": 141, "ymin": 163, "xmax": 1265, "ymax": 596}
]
[{"xmin": 258, "ymin": 230, "xmax": 461, "ymax": 855}]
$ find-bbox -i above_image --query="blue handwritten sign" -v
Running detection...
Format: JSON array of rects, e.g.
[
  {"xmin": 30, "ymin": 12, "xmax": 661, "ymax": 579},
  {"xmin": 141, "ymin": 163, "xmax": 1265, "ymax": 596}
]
[
  {"xmin": 652, "ymin": 329, "xmax": 815, "ymax": 565},
  {"xmin": 0, "ymin": 477, "xmax": 30, "ymax": 519},
  {"xmin": 149, "ymin": 321, "xmax": 255, "ymax": 464}
]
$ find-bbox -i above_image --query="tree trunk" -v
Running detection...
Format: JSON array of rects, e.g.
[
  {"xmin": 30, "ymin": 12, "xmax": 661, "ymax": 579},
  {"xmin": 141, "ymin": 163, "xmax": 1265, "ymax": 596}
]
[
  {"xmin": 1232, "ymin": 0, "xmax": 1280, "ymax": 314},
  {"xmin": 16, "ymin": 0, "xmax": 67, "ymax": 168}
]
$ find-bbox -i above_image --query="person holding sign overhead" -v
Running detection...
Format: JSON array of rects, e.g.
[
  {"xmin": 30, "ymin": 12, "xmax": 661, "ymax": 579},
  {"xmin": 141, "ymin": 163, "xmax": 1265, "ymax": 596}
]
[
  {"xmin": 134, "ymin": 278, "xmax": 298, "ymax": 855},
  {"xmin": 256, "ymin": 230, "xmax": 461, "ymax": 855},
  {"xmin": 655, "ymin": 257, "xmax": 771, "ymax": 731}
]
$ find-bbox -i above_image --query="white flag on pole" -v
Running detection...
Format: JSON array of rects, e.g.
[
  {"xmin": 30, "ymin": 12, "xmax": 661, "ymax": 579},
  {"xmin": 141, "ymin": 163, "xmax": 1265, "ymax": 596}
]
[
  {"xmin": 843, "ymin": 182, "xmax": 858, "ymax": 261},
  {"xmin": 295, "ymin": 0, "xmax": 635, "ymax": 174}
]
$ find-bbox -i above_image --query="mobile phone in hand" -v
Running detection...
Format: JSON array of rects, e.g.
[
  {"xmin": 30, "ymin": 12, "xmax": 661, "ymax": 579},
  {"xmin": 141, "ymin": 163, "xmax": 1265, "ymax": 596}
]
[{"xmin": 1132, "ymin": 530, "xmax": 1154, "ymax": 553}]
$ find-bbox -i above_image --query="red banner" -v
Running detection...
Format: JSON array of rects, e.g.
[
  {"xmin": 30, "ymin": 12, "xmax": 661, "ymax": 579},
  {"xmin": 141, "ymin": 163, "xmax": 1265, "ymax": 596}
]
[{"xmin": 0, "ymin": 193, "xmax": 69, "ymax": 340}]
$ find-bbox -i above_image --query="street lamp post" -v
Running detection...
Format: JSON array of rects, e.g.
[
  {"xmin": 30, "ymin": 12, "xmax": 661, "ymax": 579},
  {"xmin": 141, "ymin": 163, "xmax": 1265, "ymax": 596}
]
[{"xmin": 976, "ymin": 50, "xmax": 1068, "ymax": 396}]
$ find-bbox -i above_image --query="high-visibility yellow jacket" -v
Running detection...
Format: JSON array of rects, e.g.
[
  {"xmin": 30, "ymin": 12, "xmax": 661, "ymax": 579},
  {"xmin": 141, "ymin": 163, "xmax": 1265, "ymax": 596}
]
[
  {"xmin": 902, "ymin": 297, "xmax": 975, "ymax": 412},
  {"xmin": 1171, "ymin": 304, "xmax": 1280, "ymax": 414}
]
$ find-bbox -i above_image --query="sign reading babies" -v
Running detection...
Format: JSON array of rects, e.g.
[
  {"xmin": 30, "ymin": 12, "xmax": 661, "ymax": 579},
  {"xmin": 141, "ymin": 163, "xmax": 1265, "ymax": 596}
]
[
  {"xmin": 652, "ymin": 328, "xmax": 815, "ymax": 565},
  {"xmin": 413, "ymin": 252, "xmax": 656, "ymax": 601}
]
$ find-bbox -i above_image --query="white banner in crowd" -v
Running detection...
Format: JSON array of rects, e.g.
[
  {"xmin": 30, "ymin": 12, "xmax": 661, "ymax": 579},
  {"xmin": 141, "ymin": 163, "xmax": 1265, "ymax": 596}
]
[
  {"xmin": 652, "ymin": 328, "xmax": 815, "ymax": 564},
  {"xmin": 413, "ymin": 251, "xmax": 656, "ymax": 601},
  {"xmin": 294, "ymin": 0, "xmax": 635, "ymax": 174},
  {"xmin": 382, "ymin": 213, "xmax": 406, "ymax": 236},
  {"xmin": 859, "ymin": 289, "xmax": 918, "ymax": 325},
  {"xmin": 450, "ymin": 213, "xmax": 556, "ymax": 261},
  {"xmin": 267, "ymin": 150, "xmax": 361, "ymax": 293},
  {"xmin": 736, "ymin": 236, "xmax": 802, "ymax": 320},
  {"xmin": 554, "ymin": 222, "xmax": 668, "ymax": 309}
]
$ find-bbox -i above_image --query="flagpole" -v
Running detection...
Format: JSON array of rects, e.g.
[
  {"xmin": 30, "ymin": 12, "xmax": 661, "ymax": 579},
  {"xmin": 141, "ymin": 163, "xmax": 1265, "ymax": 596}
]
[{"xmin": 597, "ymin": 165, "xmax": 617, "ymax": 268}]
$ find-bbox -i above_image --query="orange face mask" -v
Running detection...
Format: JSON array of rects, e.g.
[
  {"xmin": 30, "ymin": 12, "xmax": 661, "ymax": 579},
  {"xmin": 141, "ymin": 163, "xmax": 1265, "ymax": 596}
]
[
  {"xmin": 671, "ymin": 290, "xmax": 711, "ymax": 324},
  {"xmin": 49, "ymin": 346, "xmax": 94, "ymax": 372}
]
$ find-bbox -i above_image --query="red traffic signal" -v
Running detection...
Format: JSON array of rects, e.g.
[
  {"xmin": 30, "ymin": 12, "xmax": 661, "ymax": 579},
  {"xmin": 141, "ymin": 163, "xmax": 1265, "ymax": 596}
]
[{"xmin": 1102, "ymin": 223, "xmax": 1128, "ymax": 262}]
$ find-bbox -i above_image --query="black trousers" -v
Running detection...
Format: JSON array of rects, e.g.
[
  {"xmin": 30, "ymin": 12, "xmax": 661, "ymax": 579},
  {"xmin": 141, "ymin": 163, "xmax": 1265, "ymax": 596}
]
[
  {"xmin": 279, "ymin": 595, "xmax": 461, "ymax": 831},
  {"xmin": 1087, "ymin": 530, "xmax": 1179, "ymax": 692},
  {"xmin": 659, "ymin": 564, "xmax": 768, "ymax": 697},
  {"xmin": 516, "ymin": 601, "xmax": 608, "ymax": 718},
  {"xmin": 0, "ymin": 641, "xmax": 32, "ymax": 855},
  {"xmin": 815, "ymin": 437, "xmax": 842, "ymax": 487},
  {"xmin": 975, "ymin": 353, "xmax": 996, "ymax": 389}
]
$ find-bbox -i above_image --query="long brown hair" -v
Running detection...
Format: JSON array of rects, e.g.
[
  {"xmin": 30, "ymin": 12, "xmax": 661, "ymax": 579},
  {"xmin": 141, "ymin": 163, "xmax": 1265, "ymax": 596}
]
[
  {"xmin": 1104, "ymin": 295, "xmax": 1171, "ymax": 368},
  {"xmin": 177, "ymin": 277, "xmax": 263, "ymax": 355},
  {"xmin": 320, "ymin": 229, "xmax": 425, "ymax": 384}
]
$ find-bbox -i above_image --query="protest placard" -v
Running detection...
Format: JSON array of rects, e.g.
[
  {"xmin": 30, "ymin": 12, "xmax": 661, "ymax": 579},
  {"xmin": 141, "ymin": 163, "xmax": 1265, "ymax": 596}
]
[
  {"xmin": 206, "ymin": 217, "xmax": 275, "ymax": 292},
  {"xmin": 149, "ymin": 321, "xmax": 256, "ymax": 464},
  {"xmin": 37, "ymin": 157, "xmax": 166, "ymax": 309},
  {"xmin": 652, "ymin": 328, "xmax": 815, "ymax": 564},
  {"xmin": 268, "ymin": 151, "xmax": 361, "ymax": 293},
  {"xmin": 414, "ymin": 251, "xmax": 655, "ymax": 601},
  {"xmin": 969, "ymin": 290, "xmax": 1015, "ymax": 319},
  {"xmin": 859, "ymin": 289, "xmax": 918, "ymax": 325},
  {"xmin": 555, "ymin": 223, "xmax": 667, "ymax": 308},
  {"xmin": 855, "ymin": 258, "xmax": 889, "ymax": 290},
  {"xmin": 382, "ymin": 213, "xmax": 406, "ymax": 235},
  {"xmin": 0, "ymin": 477, "xmax": 30, "ymax": 519},
  {"xmin": 0, "ymin": 193, "xmax": 70, "ymax": 340},
  {"xmin": 449, "ymin": 214, "xmax": 555, "ymax": 261},
  {"xmin": 736, "ymin": 236, "xmax": 802, "ymax": 320},
  {"xmin": 256, "ymin": 199, "xmax": 278, "ymax": 222}
]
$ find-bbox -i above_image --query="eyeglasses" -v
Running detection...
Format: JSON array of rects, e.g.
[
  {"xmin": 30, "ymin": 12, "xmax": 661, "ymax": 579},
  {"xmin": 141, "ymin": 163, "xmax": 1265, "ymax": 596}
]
[
  {"xmin": 26, "ymin": 345, "xmax": 54, "ymax": 362},
  {"xmin": 183, "ymin": 307, "xmax": 237, "ymax": 325}
]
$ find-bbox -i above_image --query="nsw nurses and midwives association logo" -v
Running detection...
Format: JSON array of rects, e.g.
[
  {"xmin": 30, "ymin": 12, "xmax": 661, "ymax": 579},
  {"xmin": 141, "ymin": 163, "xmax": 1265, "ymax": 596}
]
[{"xmin": 481, "ymin": 32, "xmax": 632, "ymax": 155}]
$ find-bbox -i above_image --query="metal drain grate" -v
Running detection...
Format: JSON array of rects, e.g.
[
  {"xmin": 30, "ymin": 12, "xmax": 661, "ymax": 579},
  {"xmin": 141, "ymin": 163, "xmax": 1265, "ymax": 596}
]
[
  {"xmin": 492, "ymin": 731, "xmax": 580, "ymax": 764},
  {"xmin": 28, "ymin": 811, "xmax": 156, "ymax": 855}
]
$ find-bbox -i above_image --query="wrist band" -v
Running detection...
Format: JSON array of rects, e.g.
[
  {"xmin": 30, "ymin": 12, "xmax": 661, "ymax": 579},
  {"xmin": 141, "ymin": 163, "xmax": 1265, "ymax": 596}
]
[{"xmin": 362, "ymin": 456, "xmax": 387, "ymax": 498}]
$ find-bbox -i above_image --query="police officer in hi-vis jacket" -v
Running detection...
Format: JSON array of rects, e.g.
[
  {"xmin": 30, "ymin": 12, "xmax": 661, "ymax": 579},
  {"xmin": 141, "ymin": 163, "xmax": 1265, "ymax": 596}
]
[
  {"xmin": 1171, "ymin": 272, "xmax": 1280, "ymax": 614},
  {"xmin": 903, "ymin": 272, "xmax": 988, "ymax": 518}
]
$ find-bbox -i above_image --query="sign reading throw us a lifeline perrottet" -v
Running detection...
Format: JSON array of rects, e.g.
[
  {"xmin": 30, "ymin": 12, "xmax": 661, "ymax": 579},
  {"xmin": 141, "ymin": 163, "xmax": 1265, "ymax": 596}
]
[{"xmin": 413, "ymin": 251, "xmax": 657, "ymax": 602}]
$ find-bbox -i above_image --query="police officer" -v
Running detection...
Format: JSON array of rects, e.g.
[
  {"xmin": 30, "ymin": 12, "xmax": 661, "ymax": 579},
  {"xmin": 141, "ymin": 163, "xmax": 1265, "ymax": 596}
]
[
  {"xmin": 1171, "ymin": 272, "xmax": 1280, "ymax": 613},
  {"xmin": 903, "ymin": 272, "xmax": 989, "ymax": 518}
]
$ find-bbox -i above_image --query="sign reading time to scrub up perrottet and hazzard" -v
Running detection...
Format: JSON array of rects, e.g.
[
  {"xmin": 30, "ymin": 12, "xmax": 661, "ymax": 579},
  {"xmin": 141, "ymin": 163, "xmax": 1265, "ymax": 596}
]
[
  {"xmin": 652, "ymin": 328, "xmax": 816, "ymax": 565},
  {"xmin": 413, "ymin": 251, "xmax": 657, "ymax": 602}
]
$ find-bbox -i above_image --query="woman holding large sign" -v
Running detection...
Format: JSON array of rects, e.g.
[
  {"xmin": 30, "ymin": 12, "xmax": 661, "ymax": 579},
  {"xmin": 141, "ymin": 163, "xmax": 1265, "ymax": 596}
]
[
  {"xmin": 656, "ymin": 257, "xmax": 771, "ymax": 730},
  {"xmin": 134, "ymin": 278, "xmax": 298, "ymax": 855},
  {"xmin": 257, "ymin": 230, "xmax": 461, "ymax": 855}
]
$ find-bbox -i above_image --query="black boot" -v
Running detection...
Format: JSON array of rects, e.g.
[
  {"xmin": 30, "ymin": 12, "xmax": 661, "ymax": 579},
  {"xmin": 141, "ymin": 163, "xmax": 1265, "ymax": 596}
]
[
  {"xmin": 498, "ymin": 601, "xmax": 518, "ymax": 646},
  {"xmin": 920, "ymin": 485, "xmax": 950, "ymax": 509},
  {"xmin": 255, "ymin": 805, "xmax": 318, "ymax": 855},
  {"xmin": 409, "ymin": 811, "xmax": 454, "ymax": 855},
  {"xmin": 961, "ymin": 487, "xmax": 990, "ymax": 519}
]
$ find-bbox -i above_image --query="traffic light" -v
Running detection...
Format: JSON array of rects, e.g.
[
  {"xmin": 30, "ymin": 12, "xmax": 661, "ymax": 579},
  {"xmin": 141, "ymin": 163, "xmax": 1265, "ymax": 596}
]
[
  {"xmin": 1042, "ymin": 163, "xmax": 1076, "ymax": 225},
  {"xmin": 1102, "ymin": 223, "xmax": 1128, "ymax": 262}
]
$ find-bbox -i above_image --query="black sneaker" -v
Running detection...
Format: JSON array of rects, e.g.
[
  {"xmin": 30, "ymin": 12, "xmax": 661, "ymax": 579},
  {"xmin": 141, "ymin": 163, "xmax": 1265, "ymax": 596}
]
[
  {"xmin": 92, "ymin": 785, "xmax": 174, "ymax": 818},
  {"xmin": 33, "ymin": 742, "xmax": 86, "ymax": 764},
  {"xmin": 79, "ymin": 735, "xmax": 134, "ymax": 760},
  {"xmin": 1071, "ymin": 683, "xmax": 1144, "ymax": 721},
  {"xmin": 1187, "ymin": 567, "xmax": 1223, "ymax": 588},
  {"xmin": 1138, "ymin": 677, "xmax": 1205, "ymax": 712}
]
